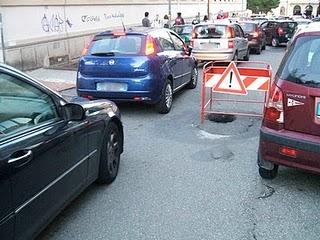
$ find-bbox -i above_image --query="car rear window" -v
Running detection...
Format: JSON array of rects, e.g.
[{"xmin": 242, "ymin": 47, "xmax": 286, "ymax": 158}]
[
  {"xmin": 171, "ymin": 25, "xmax": 193, "ymax": 35},
  {"xmin": 240, "ymin": 23, "xmax": 256, "ymax": 32},
  {"xmin": 281, "ymin": 22, "xmax": 297, "ymax": 29},
  {"xmin": 279, "ymin": 36, "xmax": 320, "ymax": 87},
  {"xmin": 194, "ymin": 25, "xmax": 228, "ymax": 39},
  {"xmin": 89, "ymin": 34, "xmax": 143, "ymax": 55}
]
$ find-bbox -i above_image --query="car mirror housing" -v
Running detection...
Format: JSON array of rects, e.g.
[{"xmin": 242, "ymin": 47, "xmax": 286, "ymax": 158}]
[{"xmin": 62, "ymin": 103, "xmax": 85, "ymax": 121}]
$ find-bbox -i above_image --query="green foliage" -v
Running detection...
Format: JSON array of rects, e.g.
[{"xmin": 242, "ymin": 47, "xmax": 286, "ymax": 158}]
[{"xmin": 247, "ymin": 0, "xmax": 280, "ymax": 13}]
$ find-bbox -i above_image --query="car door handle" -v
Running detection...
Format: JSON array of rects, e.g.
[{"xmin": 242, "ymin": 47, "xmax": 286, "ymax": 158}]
[{"xmin": 8, "ymin": 150, "xmax": 33, "ymax": 167}]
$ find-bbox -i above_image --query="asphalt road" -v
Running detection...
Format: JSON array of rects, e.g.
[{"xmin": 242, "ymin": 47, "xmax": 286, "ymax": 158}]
[{"xmin": 37, "ymin": 46, "xmax": 320, "ymax": 240}]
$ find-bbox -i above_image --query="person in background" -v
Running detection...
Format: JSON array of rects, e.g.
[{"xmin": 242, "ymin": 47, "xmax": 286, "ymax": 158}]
[
  {"xmin": 203, "ymin": 15, "xmax": 209, "ymax": 22},
  {"xmin": 163, "ymin": 14, "xmax": 170, "ymax": 28},
  {"xmin": 192, "ymin": 12, "xmax": 201, "ymax": 25},
  {"xmin": 152, "ymin": 14, "xmax": 162, "ymax": 28},
  {"xmin": 175, "ymin": 12, "xmax": 185, "ymax": 25},
  {"xmin": 142, "ymin": 12, "xmax": 151, "ymax": 27}
]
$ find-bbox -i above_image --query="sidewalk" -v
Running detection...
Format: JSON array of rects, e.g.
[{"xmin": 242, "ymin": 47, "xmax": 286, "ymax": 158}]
[{"xmin": 27, "ymin": 68, "xmax": 77, "ymax": 93}]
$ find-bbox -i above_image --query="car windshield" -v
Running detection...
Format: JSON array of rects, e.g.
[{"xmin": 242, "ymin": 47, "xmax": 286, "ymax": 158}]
[
  {"xmin": 171, "ymin": 25, "xmax": 193, "ymax": 35},
  {"xmin": 240, "ymin": 23, "xmax": 256, "ymax": 32},
  {"xmin": 89, "ymin": 34, "xmax": 143, "ymax": 55},
  {"xmin": 281, "ymin": 22, "xmax": 297, "ymax": 29},
  {"xmin": 194, "ymin": 25, "xmax": 227, "ymax": 39},
  {"xmin": 279, "ymin": 36, "xmax": 320, "ymax": 87}
]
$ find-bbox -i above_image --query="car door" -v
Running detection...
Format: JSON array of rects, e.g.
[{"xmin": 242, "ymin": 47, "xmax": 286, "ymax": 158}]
[
  {"xmin": 0, "ymin": 69, "xmax": 89, "ymax": 240},
  {"xmin": 265, "ymin": 22, "xmax": 275, "ymax": 44},
  {"xmin": 169, "ymin": 32, "xmax": 192, "ymax": 86},
  {"xmin": 237, "ymin": 24, "xmax": 248, "ymax": 58},
  {"xmin": 234, "ymin": 24, "xmax": 246, "ymax": 58},
  {"xmin": 152, "ymin": 30, "xmax": 181, "ymax": 90}
]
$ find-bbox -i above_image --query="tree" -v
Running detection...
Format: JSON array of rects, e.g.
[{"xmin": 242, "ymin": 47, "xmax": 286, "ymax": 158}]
[{"xmin": 247, "ymin": 0, "xmax": 280, "ymax": 14}]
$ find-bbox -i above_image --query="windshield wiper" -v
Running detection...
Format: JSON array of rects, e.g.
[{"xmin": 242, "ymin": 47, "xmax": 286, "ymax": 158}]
[{"xmin": 91, "ymin": 52, "xmax": 115, "ymax": 56}]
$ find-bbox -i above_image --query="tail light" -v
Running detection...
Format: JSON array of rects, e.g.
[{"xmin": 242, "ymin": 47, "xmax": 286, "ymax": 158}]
[
  {"xmin": 81, "ymin": 36, "xmax": 94, "ymax": 56},
  {"xmin": 277, "ymin": 27, "xmax": 284, "ymax": 36},
  {"xmin": 145, "ymin": 35, "xmax": 155, "ymax": 56},
  {"xmin": 226, "ymin": 27, "xmax": 234, "ymax": 38},
  {"xmin": 250, "ymin": 32, "xmax": 259, "ymax": 38},
  {"xmin": 263, "ymin": 83, "xmax": 284, "ymax": 130},
  {"xmin": 192, "ymin": 31, "xmax": 197, "ymax": 39},
  {"xmin": 279, "ymin": 146, "xmax": 297, "ymax": 158},
  {"xmin": 228, "ymin": 40, "xmax": 234, "ymax": 48},
  {"xmin": 113, "ymin": 31, "xmax": 126, "ymax": 36}
]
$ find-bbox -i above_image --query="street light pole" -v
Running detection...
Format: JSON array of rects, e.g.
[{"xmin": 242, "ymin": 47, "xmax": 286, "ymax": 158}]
[
  {"xmin": 168, "ymin": 0, "xmax": 172, "ymax": 21},
  {"xmin": 0, "ymin": 13, "xmax": 6, "ymax": 64},
  {"xmin": 207, "ymin": 0, "xmax": 210, "ymax": 19}
]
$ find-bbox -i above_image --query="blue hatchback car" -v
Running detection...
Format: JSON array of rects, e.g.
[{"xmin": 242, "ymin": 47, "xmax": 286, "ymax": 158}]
[{"xmin": 77, "ymin": 27, "xmax": 198, "ymax": 113}]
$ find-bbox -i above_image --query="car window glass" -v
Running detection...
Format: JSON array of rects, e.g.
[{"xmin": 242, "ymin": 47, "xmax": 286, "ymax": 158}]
[
  {"xmin": 234, "ymin": 25, "xmax": 241, "ymax": 37},
  {"xmin": 237, "ymin": 25, "xmax": 244, "ymax": 37},
  {"xmin": 0, "ymin": 73, "xmax": 59, "ymax": 138},
  {"xmin": 152, "ymin": 31, "xmax": 175, "ymax": 51},
  {"xmin": 279, "ymin": 36, "xmax": 320, "ymax": 87},
  {"xmin": 260, "ymin": 22, "xmax": 268, "ymax": 28},
  {"xmin": 170, "ymin": 33, "xmax": 185, "ymax": 51}
]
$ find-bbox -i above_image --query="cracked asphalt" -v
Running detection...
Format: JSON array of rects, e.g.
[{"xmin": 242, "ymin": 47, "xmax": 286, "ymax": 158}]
[{"xmin": 37, "ymin": 46, "xmax": 320, "ymax": 240}]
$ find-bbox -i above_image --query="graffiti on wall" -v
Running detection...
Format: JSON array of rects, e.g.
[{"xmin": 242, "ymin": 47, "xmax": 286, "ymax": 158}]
[{"xmin": 41, "ymin": 13, "xmax": 73, "ymax": 33}]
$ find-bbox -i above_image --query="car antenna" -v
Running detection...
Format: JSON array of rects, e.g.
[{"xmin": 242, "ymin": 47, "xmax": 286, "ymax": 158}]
[{"xmin": 121, "ymin": 20, "xmax": 126, "ymax": 32}]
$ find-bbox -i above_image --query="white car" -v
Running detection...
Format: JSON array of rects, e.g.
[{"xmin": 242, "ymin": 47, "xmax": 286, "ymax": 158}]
[{"xmin": 191, "ymin": 22, "xmax": 249, "ymax": 62}]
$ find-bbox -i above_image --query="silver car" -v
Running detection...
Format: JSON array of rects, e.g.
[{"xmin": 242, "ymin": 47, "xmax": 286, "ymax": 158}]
[{"xmin": 191, "ymin": 22, "xmax": 249, "ymax": 62}]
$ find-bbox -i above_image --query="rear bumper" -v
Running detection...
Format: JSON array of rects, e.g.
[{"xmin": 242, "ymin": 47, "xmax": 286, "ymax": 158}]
[
  {"xmin": 192, "ymin": 50, "xmax": 234, "ymax": 61},
  {"xmin": 77, "ymin": 74, "xmax": 162, "ymax": 103},
  {"xmin": 258, "ymin": 127, "xmax": 320, "ymax": 174},
  {"xmin": 248, "ymin": 39, "xmax": 262, "ymax": 49}
]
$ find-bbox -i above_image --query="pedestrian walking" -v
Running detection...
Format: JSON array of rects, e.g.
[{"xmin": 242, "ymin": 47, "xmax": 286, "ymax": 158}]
[
  {"xmin": 142, "ymin": 12, "xmax": 151, "ymax": 27},
  {"xmin": 175, "ymin": 12, "xmax": 185, "ymax": 25},
  {"xmin": 163, "ymin": 14, "xmax": 170, "ymax": 28},
  {"xmin": 152, "ymin": 14, "xmax": 162, "ymax": 28}
]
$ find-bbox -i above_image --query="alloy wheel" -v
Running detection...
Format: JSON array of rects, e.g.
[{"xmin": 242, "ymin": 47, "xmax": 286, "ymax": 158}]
[{"xmin": 165, "ymin": 83, "xmax": 173, "ymax": 109}]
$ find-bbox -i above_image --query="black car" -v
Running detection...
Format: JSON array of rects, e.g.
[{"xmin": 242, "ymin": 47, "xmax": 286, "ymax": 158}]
[
  {"xmin": 260, "ymin": 20, "xmax": 297, "ymax": 47},
  {"xmin": 170, "ymin": 24, "xmax": 193, "ymax": 45},
  {"xmin": 0, "ymin": 64, "xmax": 123, "ymax": 240},
  {"xmin": 239, "ymin": 21, "xmax": 266, "ymax": 54}
]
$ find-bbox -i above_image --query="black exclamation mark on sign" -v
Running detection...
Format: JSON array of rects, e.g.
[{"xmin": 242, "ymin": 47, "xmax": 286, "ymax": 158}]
[{"xmin": 229, "ymin": 71, "xmax": 233, "ymax": 88}]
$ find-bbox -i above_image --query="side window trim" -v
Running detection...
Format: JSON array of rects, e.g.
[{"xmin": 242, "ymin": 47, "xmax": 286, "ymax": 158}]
[{"xmin": 169, "ymin": 32, "xmax": 185, "ymax": 51}]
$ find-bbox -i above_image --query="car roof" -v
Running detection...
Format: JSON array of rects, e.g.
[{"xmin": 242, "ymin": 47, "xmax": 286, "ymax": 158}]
[
  {"xmin": 239, "ymin": 21, "xmax": 258, "ymax": 24},
  {"xmin": 297, "ymin": 22, "xmax": 320, "ymax": 35},
  {"xmin": 195, "ymin": 21, "xmax": 230, "ymax": 26}
]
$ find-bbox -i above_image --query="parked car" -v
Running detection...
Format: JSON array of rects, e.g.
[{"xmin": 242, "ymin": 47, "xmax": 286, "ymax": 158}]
[
  {"xmin": 191, "ymin": 22, "xmax": 249, "ymax": 62},
  {"xmin": 0, "ymin": 63, "xmax": 124, "ymax": 239},
  {"xmin": 170, "ymin": 24, "xmax": 193, "ymax": 45},
  {"xmin": 239, "ymin": 21, "xmax": 266, "ymax": 54},
  {"xmin": 77, "ymin": 28, "xmax": 197, "ymax": 114},
  {"xmin": 294, "ymin": 18, "xmax": 312, "ymax": 31},
  {"xmin": 260, "ymin": 20, "xmax": 297, "ymax": 47},
  {"xmin": 258, "ymin": 24, "xmax": 320, "ymax": 179},
  {"xmin": 251, "ymin": 17, "xmax": 268, "ymax": 25}
]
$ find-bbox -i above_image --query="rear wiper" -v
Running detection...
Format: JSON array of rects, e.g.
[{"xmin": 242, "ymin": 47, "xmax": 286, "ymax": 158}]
[{"xmin": 91, "ymin": 52, "xmax": 115, "ymax": 56}]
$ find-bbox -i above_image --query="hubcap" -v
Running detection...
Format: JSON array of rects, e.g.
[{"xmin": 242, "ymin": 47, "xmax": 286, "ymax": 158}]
[
  {"xmin": 165, "ymin": 84, "xmax": 173, "ymax": 109},
  {"xmin": 107, "ymin": 131, "xmax": 119, "ymax": 175},
  {"xmin": 192, "ymin": 68, "xmax": 198, "ymax": 85},
  {"xmin": 272, "ymin": 39, "xmax": 277, "ymax": 47}
]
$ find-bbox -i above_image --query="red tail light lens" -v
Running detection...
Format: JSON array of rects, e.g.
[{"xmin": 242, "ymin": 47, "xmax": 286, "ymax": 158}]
[
  {"xmin": 279, "ymin": 146, "xmax": 297, "ymax": 158},
  {"xmin": 226, "ymin": 27, "xmax": 234, "ymax": 38},
  {"xmin": 192, "ymin": 31, "xmax": 197, "ymax": 39},
  {"xmin": 250, "ymin": 32, "xmax": 259, "ymax": 38},
  {"xmin": 277, "ymin": 27, "xmax": 284, "ymax": 36},
  {"xmin": 81, "ymin": 36, "xmax": 94, "ymax": 56},
  {"xmin": 113, "ymin": 31, "xmax": 126, "ymax": 36},
  {"xmin": 263, "ymin": 83, "xmax": 284, "ymax": 130},
  {"xmin": 228, "ymin": 40, "xmax": 234, "ymax": 48},
  {"xmin": 145, "ymin": 35, "xmax": 155, "ymax": 56}
]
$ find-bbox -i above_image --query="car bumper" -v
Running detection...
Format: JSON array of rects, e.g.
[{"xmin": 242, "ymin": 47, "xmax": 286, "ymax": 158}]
[
  {"xmin": 258, "ymin": 127, "xmax": 320, "ymax": 174},
  {"xmin": 248, "ymin": 39, "xmax": 262, "ymax": 49},
  {"xmin": 77, "ymin": 74, "xmax": 162, "ymax": 103},
  {"xmin": 192, "ymin": 50, "xmax": 234, "ymax": 61}
]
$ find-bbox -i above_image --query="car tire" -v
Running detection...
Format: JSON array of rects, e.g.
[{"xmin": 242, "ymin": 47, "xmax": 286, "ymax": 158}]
[
  {"xmin": 243, "ymin": 49, "xmax": 250, "ymax": 61},
  {"xmin": 259, "ymin": 165, "xmax": 279, "ymax": 179},
  {"xmin": 186, "ymin": 67, "xmax": 198, "ymax": 89},
  {"xmin": 156, "ymin": 80, "xmax": 173, "ymax": 114},
  {"xmin": 97, "ymin": 122, "xmax": 122, "ymax": 184},
  {"xmin": 271, "ymin": 38, "xmax": 279, "ymax": 47},
  {"xmin": 262, "ymin": 41, "xmax": 266, "ymax": 50},
  {"xmin": 256, "ymin": 45, "xmax": 262, "ymax": 54}
]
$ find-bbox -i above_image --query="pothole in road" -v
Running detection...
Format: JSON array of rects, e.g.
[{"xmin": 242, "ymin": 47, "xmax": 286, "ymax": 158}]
[
  {"xmin": 258, "ymin": 184, "xmax": 275, "ymax": 199},
  {"xmin": 192, "ymin": 146, "xmax": 234, "ymax": 162}
]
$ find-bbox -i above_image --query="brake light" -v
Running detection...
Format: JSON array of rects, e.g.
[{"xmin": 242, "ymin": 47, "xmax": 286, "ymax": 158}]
[
  {"xmin": 81, "ymin": 36, "xmax": 94, "ymax": 56},
  {"xmin": 250, "ymin": 31, "xmax": 259, "ymax": 38},
  {"xmin": 192, "ymin": 31, "xmax": 197, "ymax": 39},
  {"xmin": 279, "ymin": 146, "xmax": 297, "ymax": 158},
  {"xmin": 228, "ymin": 40, "xmax": 234, "ymax": 48},
  {"xmin": 145, "ymin": 35, "xmax": 155, "ymax": 56},
  {"xmin": 113, "ymin": 31, "xmax": 126, "ymax": 36},
  {"xmin": 263, "ymin": 83, "xmax": 284, "ymax": 130},
  {"xmin": 226, "ymin": 27, "xmax": 234, "ymax": 38},
  {"xmin": 277, "ymin": 27, "xmax": 284, "ymax": 36}
]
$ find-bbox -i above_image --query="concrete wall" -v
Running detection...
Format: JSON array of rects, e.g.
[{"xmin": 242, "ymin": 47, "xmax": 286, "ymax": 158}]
[{"xmin": 1, "ymin": 0, "xmax": 247, "ymax": 70}]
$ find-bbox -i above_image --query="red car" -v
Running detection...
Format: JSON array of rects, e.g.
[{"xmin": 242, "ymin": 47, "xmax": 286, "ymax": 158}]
[{"xmin": 258, "ymin": 24, "xmax": 320, "ymax": 179}]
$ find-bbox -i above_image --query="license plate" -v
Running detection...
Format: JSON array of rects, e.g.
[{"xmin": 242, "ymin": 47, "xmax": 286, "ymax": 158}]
[
  {"xmin": 201, "ymin": 42, "xmax": 220, "ymax": 49},
  {"xmin": 96, "ymin": 82, "xmax": 128, "ymax": 92}
]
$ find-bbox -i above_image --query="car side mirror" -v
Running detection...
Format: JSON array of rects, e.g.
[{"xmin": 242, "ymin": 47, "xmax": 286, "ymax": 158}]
[
  {"xmin": 62, "ymin": 103, "xmax": 85, "ymax": 121},
  {"xmin": 184, "ymin": 45, "xmax": 192, "ymax": 56}
]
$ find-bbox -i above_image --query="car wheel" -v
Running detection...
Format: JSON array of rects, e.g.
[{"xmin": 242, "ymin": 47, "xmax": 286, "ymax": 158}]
[
  {"xmin": 186, "ymin": 67, "xmax": 198, "ymax": 89},
  {"xmin": 256, "ymin": 45, "xmax": 262, "ymax": 54},
  {"xmin": 97, "ymin": 122, "xmax": 122, "ymax": 184},
  {"xmin": 259, "ymin": 165, "xmax": 279, "ymax": 179},
  {"xmin": 156, "ymin": 80, "xmax": 173, "ymax": 114},
  {"xmin": 271, "ymin": 38, "xmax": 279, "ymax": 47},
  {"xmin": 262, "ymin": 41, "xmax": 266, "ymax": 50},
  {"xmin": 243, "ymin": 49, "xmax": 250, "ymax": 61}
]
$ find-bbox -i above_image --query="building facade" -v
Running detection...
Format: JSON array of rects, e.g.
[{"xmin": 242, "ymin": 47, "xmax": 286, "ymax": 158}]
[
  {"xmin": 275, "ymin": 0, "xmax": 320, "ymax": 17},
  {"xmin": 0, "ymin": 0, "xmax": 247, "ymax": 70}
]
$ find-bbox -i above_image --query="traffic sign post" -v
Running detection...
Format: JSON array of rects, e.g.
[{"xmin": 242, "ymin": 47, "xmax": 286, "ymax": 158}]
[{"xmin": 201, "ymin": 61, "xmax": 272, "ymax": 123}]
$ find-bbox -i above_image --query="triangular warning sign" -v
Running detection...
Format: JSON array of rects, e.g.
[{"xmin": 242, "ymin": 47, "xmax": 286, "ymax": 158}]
[{"xmin": 213, "ymin": 62, "xmax": 247, "ymax": 95}]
